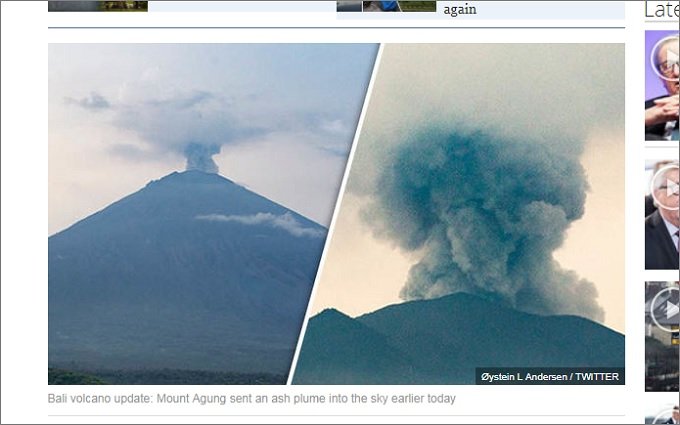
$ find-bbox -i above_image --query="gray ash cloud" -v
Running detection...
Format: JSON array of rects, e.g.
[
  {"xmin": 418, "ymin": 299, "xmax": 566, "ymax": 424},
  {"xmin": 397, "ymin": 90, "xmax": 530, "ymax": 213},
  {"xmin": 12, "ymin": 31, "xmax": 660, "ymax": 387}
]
[
  {"xmin": 361, "ymin": 126, "xmax": 604, "ymax": 322},
  {"xmin": 184, "ymin": 143, "xmax": 220, "ymax": 174}
]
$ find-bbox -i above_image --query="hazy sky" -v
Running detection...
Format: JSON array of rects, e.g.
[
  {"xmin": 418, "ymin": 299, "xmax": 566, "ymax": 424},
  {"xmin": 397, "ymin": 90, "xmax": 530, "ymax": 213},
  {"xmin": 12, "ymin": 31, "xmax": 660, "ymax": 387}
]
[
  {"xmin": 311, "ymin": 44, "xmax": 625, "ymax": 332},
  {"xmin": 49, "ymin": 44, "xmax": 377, "ymax": 234}
]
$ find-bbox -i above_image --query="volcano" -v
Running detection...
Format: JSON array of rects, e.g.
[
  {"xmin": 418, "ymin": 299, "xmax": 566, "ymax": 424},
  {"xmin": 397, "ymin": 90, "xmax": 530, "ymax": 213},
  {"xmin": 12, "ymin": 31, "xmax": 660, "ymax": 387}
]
[
  {"xmin": 293, "ymin": 293, "xmax": 625, "ymax": 384},
  {"xmin": 49, "ymin": 170, "xmax": 326, "ymax": 382}
]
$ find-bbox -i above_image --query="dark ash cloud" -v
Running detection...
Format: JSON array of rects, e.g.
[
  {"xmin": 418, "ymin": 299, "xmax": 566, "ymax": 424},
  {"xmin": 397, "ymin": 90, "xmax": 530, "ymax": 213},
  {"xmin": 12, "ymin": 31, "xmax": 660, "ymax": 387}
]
[{"xmin": 361, "ymin": 126, "xmax": 604, "ymax": 322}]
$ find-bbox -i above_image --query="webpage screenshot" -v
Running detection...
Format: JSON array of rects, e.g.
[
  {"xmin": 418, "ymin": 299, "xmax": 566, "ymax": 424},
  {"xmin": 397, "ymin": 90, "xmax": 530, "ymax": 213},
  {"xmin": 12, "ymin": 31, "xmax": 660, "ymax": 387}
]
[{"xmin": 0, "ymin": 1, "xmax": 679, "ymax": 423}]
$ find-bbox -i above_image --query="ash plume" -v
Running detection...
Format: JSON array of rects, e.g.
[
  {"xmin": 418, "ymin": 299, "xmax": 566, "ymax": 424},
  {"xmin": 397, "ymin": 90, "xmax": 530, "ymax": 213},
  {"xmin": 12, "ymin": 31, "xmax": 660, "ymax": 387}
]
[
  {"xmin": 361, "ymin": 127, "xmax": 604, "ymax": 322},
  {"xmin": 75, "ymin": 89, "xmax": 256, "ymax": 175},
  {"xmin": 184, "ymin": 143, "xmax": 220, "ymax": 174}
]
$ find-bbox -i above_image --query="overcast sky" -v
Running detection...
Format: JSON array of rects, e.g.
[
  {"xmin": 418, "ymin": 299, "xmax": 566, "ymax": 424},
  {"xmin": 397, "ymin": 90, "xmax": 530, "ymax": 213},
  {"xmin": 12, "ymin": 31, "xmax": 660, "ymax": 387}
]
[
  {"xmin": 311, "ymin": 44, "xmax": 625, "ymax": 332},
  {"xmin": 49, "ymin": 44, "xmax": 377, "ymax": 234}
]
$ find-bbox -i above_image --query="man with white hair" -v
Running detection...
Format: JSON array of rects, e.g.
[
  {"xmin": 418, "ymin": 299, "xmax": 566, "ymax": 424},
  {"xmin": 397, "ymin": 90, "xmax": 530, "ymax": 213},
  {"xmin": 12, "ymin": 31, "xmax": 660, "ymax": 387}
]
[
  {"xmin": 646, "ymin": 164, "xmax": 680, "ymax": 270},
  {"xmin": 646, "ymin": 35, "xmax": 679, "ymax": 141}
]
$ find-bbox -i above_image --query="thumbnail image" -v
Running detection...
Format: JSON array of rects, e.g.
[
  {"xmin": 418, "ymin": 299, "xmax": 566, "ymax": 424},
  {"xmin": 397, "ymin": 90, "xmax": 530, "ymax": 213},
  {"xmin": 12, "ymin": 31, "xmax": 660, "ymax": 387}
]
[
  {"xmin": 645, "ymin": 160, "xmax": 679, "ymax": 270},
  {"xmin": 48, "ymin": 44, "xmax": 377, "ymax": 384},
  {"xmin": 293, "ymin": 44, "xmax": 625, "ymax": 385},
  {"xmin": 48, "ymin": 1, "xmax": 148, "ymax": 12},
  {"xmin": 645, "ymin": 400, "xmax": 680, "ymax": 424},
  {"xmin": 99, "ymin": 1, "xmax": 148, "ymax": 11},
  {"xmin": 398, "ymin": 1, "xmax": 436, "ymax": 12},
  {"xmin": 363, "ymin": 1, "xmax": 401, "ymax": 12},
  {"xmin": 645, "ymin": 31, "xmax": 679, "ymax": 141},
  {"xmin": 362, "ymin": 1, "xmax": 436, "ymax": 12},
  {"xmin": 337, "ymin": 1, "xmax": 362, "ymax": 12},
  {"xmin": 645, "ymin": 281, "xmax": 680, "ymax": 393}
]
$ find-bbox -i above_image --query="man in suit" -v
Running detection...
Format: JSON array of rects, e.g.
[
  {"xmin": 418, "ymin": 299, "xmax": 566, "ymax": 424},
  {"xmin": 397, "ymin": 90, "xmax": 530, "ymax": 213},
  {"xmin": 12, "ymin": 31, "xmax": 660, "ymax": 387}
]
[
  {"xmin": 646, "ymin": 165, "xmax": 679, "ymax": 270},
  {"xmin": 646, "ymin": 35, "xmax": 679, "ymax": 141},
  {"xmin": 664, "ymin": 406, "xmax": 680, "ymax": 424}
]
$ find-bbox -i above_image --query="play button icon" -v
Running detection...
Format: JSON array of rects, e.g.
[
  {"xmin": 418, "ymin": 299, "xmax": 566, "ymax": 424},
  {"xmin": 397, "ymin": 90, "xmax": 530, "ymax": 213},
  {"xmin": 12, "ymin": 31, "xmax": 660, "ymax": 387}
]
[
  {"xmin": 667, "ymin": 48, "xmax": 679, "ymax": 69},
  {"xmin": 665, "ymin": 47, "xmax": 679, "ymax": 77},
  {"xmin": 651, "ymin": 286, "xmax": 680, "ymax": 333},
  {"xmin": 667, "ymin": 301, "xmax": 679, "ymax": 320},
  {"xmin": 667, "ymin": 301, "xmax": 679, "ymax": 319},
  {"xmin": 650, "ymin": 164, "xmax": 679, "ymax": 211},
  {"xmin": 651, "ymin": 35, "xmax": 680, "ymax": 82}
]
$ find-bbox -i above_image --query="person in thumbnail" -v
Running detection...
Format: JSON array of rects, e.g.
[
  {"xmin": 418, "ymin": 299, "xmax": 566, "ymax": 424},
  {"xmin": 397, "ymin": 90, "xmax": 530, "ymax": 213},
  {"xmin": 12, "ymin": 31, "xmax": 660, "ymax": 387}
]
[
  {"xmin": 664, "ymin": 406, "xmax": 680, "ymax": 424},
  {"xmin": 646, "ymin": 164, "xmax": 680, "ymax": 270},
  {"xmin": 646, "ymin": 35, "xmax": 679, "ymax": 141}
]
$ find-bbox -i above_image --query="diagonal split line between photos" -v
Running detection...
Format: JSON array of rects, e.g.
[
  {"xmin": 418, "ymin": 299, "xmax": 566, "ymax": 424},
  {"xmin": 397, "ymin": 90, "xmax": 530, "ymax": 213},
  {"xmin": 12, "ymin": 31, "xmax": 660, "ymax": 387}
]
[{"xmin": 286, "ymin": 43, "xmax": 386, "ymax": 385}]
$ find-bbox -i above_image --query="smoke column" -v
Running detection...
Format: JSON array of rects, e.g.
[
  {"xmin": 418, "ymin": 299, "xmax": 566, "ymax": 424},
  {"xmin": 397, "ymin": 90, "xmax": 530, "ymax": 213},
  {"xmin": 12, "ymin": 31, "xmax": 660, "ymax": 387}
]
[
  {"xmin": 184, "ymin": 143, "xmax": 220, "ymax": 174},
  {"xmin": 361, "ymin": 126, "xmax": 604, "ymax": 322}
]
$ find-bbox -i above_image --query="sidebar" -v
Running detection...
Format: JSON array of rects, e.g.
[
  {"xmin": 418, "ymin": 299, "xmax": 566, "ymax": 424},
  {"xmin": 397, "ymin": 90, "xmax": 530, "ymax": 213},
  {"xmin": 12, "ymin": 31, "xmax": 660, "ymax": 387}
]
[{"xmin": 641, "ymin": 1, "xmax": 680, "ymax": 423}]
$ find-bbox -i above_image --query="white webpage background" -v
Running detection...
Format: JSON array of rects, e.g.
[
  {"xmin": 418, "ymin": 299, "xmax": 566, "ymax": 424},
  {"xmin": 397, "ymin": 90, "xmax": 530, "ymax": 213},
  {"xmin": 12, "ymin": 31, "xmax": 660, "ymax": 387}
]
[{"xmin": 1, "ymin": 1, "xmax": 677, "ymax": 423}]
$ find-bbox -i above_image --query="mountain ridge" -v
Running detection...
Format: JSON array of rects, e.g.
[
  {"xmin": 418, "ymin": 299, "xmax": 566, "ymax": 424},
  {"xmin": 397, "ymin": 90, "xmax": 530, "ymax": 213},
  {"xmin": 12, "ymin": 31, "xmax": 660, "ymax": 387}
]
[
  {"xmin": 52, "ymin": 170, "xmax": 323, "ymax": 237},
  {"xmin": 49, "ymin": 170, "xmax": 326, "ymax": 378},
  {"xmin": 294, "ymin": 292, "xmax": 624, "ymax": 384}
]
